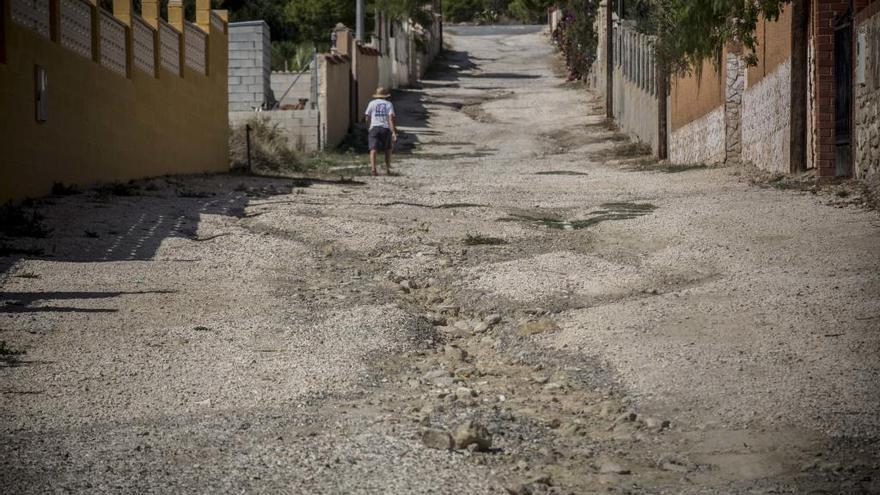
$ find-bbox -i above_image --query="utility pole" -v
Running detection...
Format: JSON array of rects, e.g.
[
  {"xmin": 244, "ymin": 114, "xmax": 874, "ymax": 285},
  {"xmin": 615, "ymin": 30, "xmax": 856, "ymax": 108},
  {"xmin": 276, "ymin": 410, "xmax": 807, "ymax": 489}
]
[
  {"xmin": 356, "ymin": 0, "xmax": 364, "ymax": 41},
  {"xmin": 438, "ymin": 0, "xmax": 443, "ymax": 48},
  {"xmin": 605, "ymin": 0, "xmax": 614, "ymax": 119},
  {"xmin": 657, "ymin": 64, "xmax": 668, "ymax": 160},
  {"xmin": 790, "ymin": 0, "xmax": 809, "ymax": 173}
]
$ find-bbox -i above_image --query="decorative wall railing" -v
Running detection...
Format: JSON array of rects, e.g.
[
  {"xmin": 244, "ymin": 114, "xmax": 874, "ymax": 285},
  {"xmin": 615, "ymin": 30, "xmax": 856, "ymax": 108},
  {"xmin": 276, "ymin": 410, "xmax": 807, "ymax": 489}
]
[
  {"xmin": 11, "ymin": 0, "xmax": 50, "ymax": 39},
  {"xmin": 60, "ymin": 0, "xmax": 92, "ymax": 59},
  {"xmin": 614, "ymin": 24, "xmax": 657, "ymax": 96},
  {"xmin": 132, "ymin": 15, "xmax": 155, "ymax": 76},
  {"xmin": 6, "ymin": 0, "xmax": 226, "ymax": 80},
  {"xmin": 184, "ymin": 22, "xmax": 206, "ymax": 75},
  {"xmin": 210, "ymin": 11, "xmax": 224, "ymax": 33},
  {"xmin": 159, "ymin": 19, "xmax": 181, "ymax": 76},
  {"xmin": 99, "ymin": 10, "xmax": 127, "ymax": 75}
]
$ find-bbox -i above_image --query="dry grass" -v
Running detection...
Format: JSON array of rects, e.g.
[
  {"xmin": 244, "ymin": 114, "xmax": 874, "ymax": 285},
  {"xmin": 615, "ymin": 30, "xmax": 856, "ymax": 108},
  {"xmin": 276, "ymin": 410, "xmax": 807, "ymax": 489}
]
[{"xmin": 229, "ymin": 116, "xmax": 302, "ymax": 173}]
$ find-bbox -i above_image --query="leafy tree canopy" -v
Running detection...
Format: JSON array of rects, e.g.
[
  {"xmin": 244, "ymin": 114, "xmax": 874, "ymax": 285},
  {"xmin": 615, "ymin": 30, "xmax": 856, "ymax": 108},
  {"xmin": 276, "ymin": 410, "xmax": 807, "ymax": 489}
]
[{"xmin": 628, "ymin": 0, "xmax": 791, "ymax": 74}]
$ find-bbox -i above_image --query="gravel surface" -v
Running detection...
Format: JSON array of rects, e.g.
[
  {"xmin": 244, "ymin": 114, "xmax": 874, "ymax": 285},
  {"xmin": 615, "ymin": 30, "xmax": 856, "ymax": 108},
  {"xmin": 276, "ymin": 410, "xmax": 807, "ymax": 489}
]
[{"xmin": 2, "ymin": 26, "xmax": 879, "ymax": 494}]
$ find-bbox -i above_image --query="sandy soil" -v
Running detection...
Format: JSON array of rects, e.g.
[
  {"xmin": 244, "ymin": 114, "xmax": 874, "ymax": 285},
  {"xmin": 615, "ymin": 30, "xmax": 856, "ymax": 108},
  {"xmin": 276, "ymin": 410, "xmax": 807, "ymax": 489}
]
[{"xmin": 2, "ymin": 26, "xmax": 879, "ymax": 494}]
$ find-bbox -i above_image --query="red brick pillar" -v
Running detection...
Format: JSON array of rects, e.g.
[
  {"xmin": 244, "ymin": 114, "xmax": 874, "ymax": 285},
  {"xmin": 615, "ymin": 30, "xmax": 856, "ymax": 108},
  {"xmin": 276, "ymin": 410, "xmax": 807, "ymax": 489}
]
[{"xmin": 812, "ymin": 0, "xmax": 850, "ymax": 177}]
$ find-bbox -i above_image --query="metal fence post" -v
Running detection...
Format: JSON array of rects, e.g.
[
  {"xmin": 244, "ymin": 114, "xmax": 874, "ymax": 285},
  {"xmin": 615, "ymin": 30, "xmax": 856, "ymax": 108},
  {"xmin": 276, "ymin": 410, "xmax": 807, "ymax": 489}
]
[{"xmin": 245, "ymin": 124, "xmax": 252, "ymax": 174}]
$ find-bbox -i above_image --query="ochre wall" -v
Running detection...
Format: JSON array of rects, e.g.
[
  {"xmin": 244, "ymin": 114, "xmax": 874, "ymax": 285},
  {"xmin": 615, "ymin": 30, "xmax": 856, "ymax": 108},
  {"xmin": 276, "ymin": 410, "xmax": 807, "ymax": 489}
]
[
  {"xmin": 320, "ymin": 54, "xmax": 352, "ymax": 149},
  {"xmin": 0, "ymin": 3, "xmax": 228, "ymax": 203},
  {"xmin": 748, "ymin": 6, "xmax": 793, "ymax": 87},
  {"xmin": 670, "ymin": 54, "xmax": 726, "ymax": 131},
  {"xmin": 355, "ymin": 44, "xmax": 379, "ymax": 122}
]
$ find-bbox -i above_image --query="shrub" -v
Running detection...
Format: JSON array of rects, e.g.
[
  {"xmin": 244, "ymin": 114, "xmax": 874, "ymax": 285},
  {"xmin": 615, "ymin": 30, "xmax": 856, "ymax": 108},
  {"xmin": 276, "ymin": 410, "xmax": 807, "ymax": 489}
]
[
  {"xmin": 229, "ymin": 116, "xmax": 302, "ymax": 173},
  {"xmin": 0, "ymin": 203, "xmax": 51, "ymax": 238}
]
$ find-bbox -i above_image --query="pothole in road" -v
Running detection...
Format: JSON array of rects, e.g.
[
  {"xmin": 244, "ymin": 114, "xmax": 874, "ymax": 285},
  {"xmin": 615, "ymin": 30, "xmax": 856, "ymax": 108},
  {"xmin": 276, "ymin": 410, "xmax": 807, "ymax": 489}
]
[
  {"xmin": 534, "ymin": 171, "xmax": 589, "ymax": 176},
  {"xmin": 410, "ymin": 151, "xmax": 496, "ymax": 161},
  {"xmin": 498, "ymin": 202, "xmax": 657, "ymax": 230},
  {"xmin": 622, "ymin": 160, "xmax": 711, "ymax": 174}
]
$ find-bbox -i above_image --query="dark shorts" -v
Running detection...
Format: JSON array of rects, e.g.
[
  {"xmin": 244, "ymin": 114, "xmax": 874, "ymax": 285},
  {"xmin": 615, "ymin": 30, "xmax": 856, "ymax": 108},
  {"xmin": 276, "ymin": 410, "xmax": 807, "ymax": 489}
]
[{"xmin": 368, "ymin": 127, "xmax": 393, "ymax": 151}]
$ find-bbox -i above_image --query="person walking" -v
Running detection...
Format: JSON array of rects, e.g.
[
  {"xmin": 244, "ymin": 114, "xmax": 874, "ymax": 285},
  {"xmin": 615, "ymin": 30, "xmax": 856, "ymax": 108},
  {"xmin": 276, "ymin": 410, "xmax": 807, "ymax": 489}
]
[{"xmin": 364, "ymin": 87, "xmax": 398, "ymax": 176}]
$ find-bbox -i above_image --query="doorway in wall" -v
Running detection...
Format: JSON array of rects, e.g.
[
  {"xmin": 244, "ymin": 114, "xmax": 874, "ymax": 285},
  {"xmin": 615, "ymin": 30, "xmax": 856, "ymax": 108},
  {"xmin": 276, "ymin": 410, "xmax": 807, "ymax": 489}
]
[{"xmin": 833, "ymin": 8, "xmax": 854, "ymax": 177}]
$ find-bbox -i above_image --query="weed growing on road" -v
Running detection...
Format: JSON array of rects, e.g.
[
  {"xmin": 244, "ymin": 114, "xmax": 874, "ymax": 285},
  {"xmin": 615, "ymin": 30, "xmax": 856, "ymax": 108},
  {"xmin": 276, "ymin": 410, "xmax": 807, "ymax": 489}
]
[
  {"xmin": 50, "ymin": 182, "xmax": 80, "ymax": 196},
  {"xmin": 534, "ymin": 170, "xmax": 589, "ymax": 176},
  {"xmin": 0, "ymin": 341, "xmax": 25, "ymax": 365},
  {"xmin": 464, "ymin": 233, "xmax": 507, "ymax": 246},
  {"xmin": 623, "ymin": 160, "xmax": 710, "ymax": 174},
  {"xmin": 176, "ymin": 187, "xmax": 215, "ymax": 199},
  {"xmin": 92, "ymin": 181, "xmax": 142, "ymax": 201},
  {"xmin": 0, "ymin": 203, "xmax": 51, "ymax": 238}
]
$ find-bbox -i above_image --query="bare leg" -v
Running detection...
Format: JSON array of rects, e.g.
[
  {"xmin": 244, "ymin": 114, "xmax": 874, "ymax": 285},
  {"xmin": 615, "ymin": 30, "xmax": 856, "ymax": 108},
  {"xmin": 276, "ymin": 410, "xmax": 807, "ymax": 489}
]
[
  {"xmin": 384, "ymin": 149, "xmax": 392, "ymax": 175},
  {"xmin": 369, "ymin": 150, "xmax": 378, "ymax": 175}
]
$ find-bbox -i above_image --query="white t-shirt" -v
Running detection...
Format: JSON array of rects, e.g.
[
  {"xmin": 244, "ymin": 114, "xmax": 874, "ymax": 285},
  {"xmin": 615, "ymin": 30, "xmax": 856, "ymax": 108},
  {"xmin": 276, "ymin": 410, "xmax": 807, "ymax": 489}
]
[{"xmin": 365, "ymin": 99, "xmax": 395, "ymax": 129}]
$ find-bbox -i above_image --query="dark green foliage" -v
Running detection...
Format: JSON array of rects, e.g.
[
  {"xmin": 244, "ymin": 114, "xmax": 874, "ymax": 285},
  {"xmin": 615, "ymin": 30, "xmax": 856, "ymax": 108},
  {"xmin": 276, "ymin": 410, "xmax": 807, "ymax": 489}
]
[
  {"xmin": 507, "ymin": 0, "xmax": 554, "ymax": 23},
  {"xmin": 628, "ymin": 0, "xmax": 792, "ymax": 74},
  {"xmin": 444, "ymin": 0, "xmax": 484, "ymax": 22},
  {"xmin": 0, "ymin": 203, "xmax": 51, "ymax": 238},
  {"xmin": 222, "ymin": 0, "xmax": 297, "ymax": 40},
  {"xmin": 284, "ymin": 0, "xmax": 357, "ymax": 44},
  {"xmin": 443, "ymin": 0, "xmax": 551, "ymax": 23},
  {"xmin": 551, "ymin": 1, "xmax": 600, "ymax": 80}
]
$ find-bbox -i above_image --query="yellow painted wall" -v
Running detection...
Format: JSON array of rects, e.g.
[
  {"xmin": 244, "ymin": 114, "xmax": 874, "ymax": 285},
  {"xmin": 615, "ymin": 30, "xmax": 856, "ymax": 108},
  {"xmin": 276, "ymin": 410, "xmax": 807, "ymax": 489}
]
[
  {"xmin": 355, "ymin": 46, "xmax": 379, "ymax": 122},
  {"xmin": 748, "ymin": 6, "xmax": 792, "ymax": 86},
  {"xmin": 670, "ymin": 53, "xmax": 727, "ymax": 132},
  {"xmin": 0, "ymin": 3, "xmax": 228, "ymax": 203},
  {"xmin": 320, "ymin": 54, "xmax": 352, "ymax": 149}
]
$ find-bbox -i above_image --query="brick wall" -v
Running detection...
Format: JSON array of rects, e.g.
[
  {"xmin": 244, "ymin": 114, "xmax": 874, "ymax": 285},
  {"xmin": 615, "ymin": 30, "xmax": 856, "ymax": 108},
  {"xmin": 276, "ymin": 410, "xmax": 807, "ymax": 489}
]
[
  {"xmin": 812, "ymin": 0, "xmax": 851, "ymax": 177},
  {"xmin": 228, "ymin": 21, "xmax": 272, "ymax": 111}
]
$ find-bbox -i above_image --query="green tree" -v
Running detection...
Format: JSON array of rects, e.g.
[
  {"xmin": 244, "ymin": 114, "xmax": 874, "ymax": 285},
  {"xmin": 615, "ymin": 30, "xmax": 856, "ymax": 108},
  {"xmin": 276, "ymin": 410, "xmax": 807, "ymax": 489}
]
[
  {"xmin": 630, "ymin": 0, "xmax": 791, "ymax": 74},
  {"xmin": 285, "ymin": 0, "xmax": 356, "ymax": 43},
  {"xmin": 443, "ymin": 0, "xmax": 484, "ymax": 22},
  {"xmin": 222, "ymin": 0, "xmax": 297, "ymax": 41},
  {"xmin": 373, "ymin": 0, "xmax": 435, "ymax": 26},
  {"xmin": 507, "ymin": 0, "xmax": 553, "ymax": 23}
]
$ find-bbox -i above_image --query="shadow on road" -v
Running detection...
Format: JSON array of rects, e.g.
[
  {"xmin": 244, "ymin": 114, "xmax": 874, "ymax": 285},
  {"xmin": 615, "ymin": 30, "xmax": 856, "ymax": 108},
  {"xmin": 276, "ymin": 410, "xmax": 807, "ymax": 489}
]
[
  {"xmin": 0, "ymin": 175, "xmax": 326, "ymax": 276},
  {"xmin": 0, "ymin": 290, "xmax": 176, "ymax": 314}
]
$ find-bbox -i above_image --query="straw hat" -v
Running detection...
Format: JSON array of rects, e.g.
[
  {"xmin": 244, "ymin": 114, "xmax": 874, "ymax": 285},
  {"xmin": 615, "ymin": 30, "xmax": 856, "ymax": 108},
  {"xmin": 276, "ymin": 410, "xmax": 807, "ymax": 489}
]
[{"xmin": 373, "ymin": 87, "xmax": 391, "ymax": 98}]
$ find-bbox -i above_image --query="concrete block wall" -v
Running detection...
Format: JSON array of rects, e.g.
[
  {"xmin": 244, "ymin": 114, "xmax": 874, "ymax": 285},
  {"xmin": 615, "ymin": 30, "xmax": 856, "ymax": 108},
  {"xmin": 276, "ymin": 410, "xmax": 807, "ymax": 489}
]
[
  {"xmin": 271, "ymin": 72, "xmax": 313, "ymax": 107},
  {"xmin": 228, "ymin": 20, "xmax": 272, "ymax": 111},
  {"xmin": 229, "ymin": 109, "xmax": 319, "ymax": 152}
]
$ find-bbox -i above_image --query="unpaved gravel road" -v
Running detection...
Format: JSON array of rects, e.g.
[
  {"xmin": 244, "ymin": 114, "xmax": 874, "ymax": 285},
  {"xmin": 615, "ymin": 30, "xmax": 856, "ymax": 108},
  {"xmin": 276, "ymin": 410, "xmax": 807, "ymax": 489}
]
[{"xmin": 2, "ymin": 26, "xmax": 880, "ymax": 494}]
